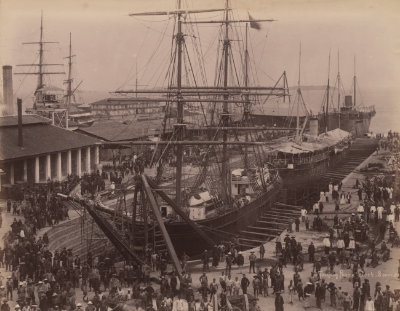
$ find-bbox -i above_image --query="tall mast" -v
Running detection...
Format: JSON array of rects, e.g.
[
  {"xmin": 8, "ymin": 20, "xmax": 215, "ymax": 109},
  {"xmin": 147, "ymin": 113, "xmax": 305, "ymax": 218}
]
[
  {"xmin": 65, "ymin": 33, "xmax": 73, "ymax": 109},
  {"xmin": 337, "ymin": 50, "xmax": 341, "ymax": 129},
  {"xmin": 325, "ymin": 51, "xmax": 331, "ymax": 134},
  {"xmin": 38, "ymin": 11, "xmax": 44, "ymax": 91},
  {"xmin": 221, "ymin": 0, "xmax": 231, "ymax": 202},
  {"xmin": 353, "ymin": 55, "xmax": 356, "ymax": 108},
  {"xmin": 243, "ymin": 22, "xmax": 249, "ymax": 169},
  {"xmin": 175, "ymin": 0, "xmax": 184, "ymax": 208},
  {"xmin": 296, "ymin": 42, "xmax": 301, "ymax": 140},
  {"xmin": 127, "ymin": 5, "xmax": 226, "ymax": 209}
]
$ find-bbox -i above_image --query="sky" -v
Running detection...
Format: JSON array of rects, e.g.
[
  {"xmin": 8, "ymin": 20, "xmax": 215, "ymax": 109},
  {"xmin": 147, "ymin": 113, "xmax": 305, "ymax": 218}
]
[{"xmin": 0, "ymin": 0, "xmax": 399, "ymax": 104}]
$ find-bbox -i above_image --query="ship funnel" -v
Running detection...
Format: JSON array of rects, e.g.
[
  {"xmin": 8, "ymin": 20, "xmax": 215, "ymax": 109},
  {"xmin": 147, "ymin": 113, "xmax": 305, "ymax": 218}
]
[
  {"xmin": 309, "ymin": 117, "xmax": 319, "ymax": 137},
  {"xmin": 2, "ymin": 65, "xmax": 14, "ymax": 116},
  {"xmin": 17, "ymin": 98, "xmax": 23, "ymax": 147},
  {"xmin": 345, "ymin": 95, "xmax": 352, "ymax": 108}
]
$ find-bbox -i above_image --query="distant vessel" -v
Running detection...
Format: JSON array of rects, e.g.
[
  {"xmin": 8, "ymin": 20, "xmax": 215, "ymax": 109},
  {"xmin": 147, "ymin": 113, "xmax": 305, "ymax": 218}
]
[
  {"xmin": 16, "ymin": 15, "xmax": 94, "ymax": 129},
  {"xmin": 261, "ymin": 49, "xmax": 352, "ymax": 203},
  {"xmin": 318, "ymin": 55, "xmax": 375, "ymax": 137},
  {"xmin": 251, "ymin": 57, "xmax": 376, "ymax": 137}
]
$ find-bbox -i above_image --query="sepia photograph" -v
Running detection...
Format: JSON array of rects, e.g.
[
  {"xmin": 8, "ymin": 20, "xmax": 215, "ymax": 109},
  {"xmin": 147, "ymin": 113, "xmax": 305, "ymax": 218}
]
[{"xmin": 0, "ymin": 0, "xmax": 400, "ymax": 310}]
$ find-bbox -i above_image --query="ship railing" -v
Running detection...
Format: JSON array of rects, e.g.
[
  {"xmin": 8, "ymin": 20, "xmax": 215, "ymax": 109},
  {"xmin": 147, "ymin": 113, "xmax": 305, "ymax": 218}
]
[
  {"xmin": 269, "ymin": 151, "xmax": 330, "ymax": 167},
  {"xmin": 357, "ymin": 105, "xmax": 375, "ymax": 113}
]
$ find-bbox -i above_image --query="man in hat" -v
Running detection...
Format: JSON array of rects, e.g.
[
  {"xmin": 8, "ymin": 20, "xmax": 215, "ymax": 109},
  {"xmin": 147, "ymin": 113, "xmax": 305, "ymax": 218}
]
[
  {"xmin": 328, "ymin": 251, "xmax": 337, "ymax": 274},
  {"xmin": 202, "ymin": 250, "xmax": 209, "ymax": 272},
  {"xmin": 0, "ymin": 287, "xmax": 5, "ymax": 301},
  {"xmin": 275, "ymin": 237, "xmax": 283, "ymax": 256},
  {"xmin": 225, "ymin": 252, "xmax": 232, "ymax": 276},
  {"xmin": 323, "ymin": 235, "xmax": 331, "ymax": 255},
  {"xmin": 295, "ymin": 217, "xmax": 300, "ymax": 232},
  {"xmin": 0, "ymin": 299, "xmax": 9, "ymax": 311},
  {"xmin": 249, "ymin": 251, "xmax": 257, "ymax": 273},
  {"xmin": 275, "ymin": 291, "xmax": 284, "ymax": 311},
  {"xmin": 241, "ymin": 274, "xmax": 250, "ymax": 295},
  {"xmin": 353, "ymin": 283, "xmax": 361, "ymax": 311},
  {"xmin": 315, "ymin": 281, "xmax": 324, "ymax": 309},
  {"xmin": 260, "ymin": 243, "xmax": 265, "ymax": 260},
  {"xmin": 301, "ymin": 207, "xmax": 307, "ymax": 222},
  {"xmin": 86, "ymin": 301, "xmax": 96, "ymax": 311},
  {"xmin": 5, "ymin": 277, "xmax": 12, "ymax": 301},
  {"xmin": 343, "ymin": 292, "xmax": 352, "ymax": 311},
  {"xmin": 365, "ymin": 296, "xmax": 374, "ymax": 311},
  {"xmin": 308, "ymin": 242, "xmax": 315, "ymax": 262}
]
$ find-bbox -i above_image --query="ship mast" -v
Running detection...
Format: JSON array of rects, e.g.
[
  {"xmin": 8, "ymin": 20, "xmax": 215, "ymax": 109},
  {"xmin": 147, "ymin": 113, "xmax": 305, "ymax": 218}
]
[
  {"xmin": 175, "ymin": 0, "xmax": 184, "ymax": 208},
  {"xmin": 38, "ymin": 13, "xmax": 44, "ymax": 91},
  {"xmin": 220, "ymin": 0, "xmax": 231, "ymax": 201},
  {"xmin": 64, "ymin": 32, "xmax": 75, "ymax": 128},
  {"xmin": 337, "ymin": 50, "xmax": 341, "ymax": 129},
  {"xmin": 243, "ymin": 23, "xmax": 250, "ymax": 169},
  {"xmin": 15, "ymin": 12, "xmax": 64, "ymax": 109},
  {"xmin": 126, "ymin": 5, "xmax": 279, "ymax": 206},
  {"xmin": 296, "ymin": 43, "xmax": 301, "ymax": 140},
  {"xmin": 325, "ymin": 51, "xmax": 331, "ymax": 134},
  {"xmin": 353, "ymin": 55, "xmax": 357, "ymax": 108}
]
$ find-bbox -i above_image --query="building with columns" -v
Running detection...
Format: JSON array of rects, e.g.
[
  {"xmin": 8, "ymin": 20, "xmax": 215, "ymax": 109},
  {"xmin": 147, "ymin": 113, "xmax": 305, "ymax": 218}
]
[{"xmin": 0, "ymin": 115, "xmax": 100, "ymax": 193}]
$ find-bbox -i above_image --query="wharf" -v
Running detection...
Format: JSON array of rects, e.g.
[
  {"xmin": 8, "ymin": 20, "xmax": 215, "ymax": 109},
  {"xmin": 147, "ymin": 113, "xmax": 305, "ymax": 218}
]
[
  {"xmin": 182, "ymin": 138, "xmax": 399, "ymax": 311},
  {"xmin": 1, "ymin": 137, "xmax": 398, "ymax": 311}
]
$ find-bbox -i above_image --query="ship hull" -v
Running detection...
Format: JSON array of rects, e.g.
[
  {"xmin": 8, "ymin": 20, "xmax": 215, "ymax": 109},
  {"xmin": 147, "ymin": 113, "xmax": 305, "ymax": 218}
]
[
  {"xmin": 250, "ymin": 110, "xmax": 375, "ymax": 137},
  {"xmin": 95, "ymin": 178, "xmax": 282, "ymax": 257},
  {"xmin": 165, "ymin": 179, "xmax": 282, "ymax": 257},
  {"xmin": 277, "ymin": 148, "xmax": 347, "ymax": 190},
  {"xmin": 318, "ymin": 111, "xmax": 375, "ymax": 137}
]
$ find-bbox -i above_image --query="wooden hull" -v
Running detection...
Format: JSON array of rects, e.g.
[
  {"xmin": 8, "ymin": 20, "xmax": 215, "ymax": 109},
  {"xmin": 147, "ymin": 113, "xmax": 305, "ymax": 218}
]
[
  {"xmin": 96, "ymin": 178, "xmax": 282, "ymax": 257},
  {"xmin": 165, "ymin": 179, "xmax": 282, "ymax": 256},
  {"xmin": 277, "ymin": 148, "xmax": 348, "ymax": 190}
]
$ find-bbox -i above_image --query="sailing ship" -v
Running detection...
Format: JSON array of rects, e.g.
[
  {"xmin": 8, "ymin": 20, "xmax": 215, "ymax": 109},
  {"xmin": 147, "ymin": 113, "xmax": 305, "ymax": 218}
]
[
  {"xmin": 261, "ymin": 50, "xmax": 353, "ymax": 202},
  {"xmin": 16, "ymin": 16, "xmax": 94, "ymax": 129},
  {"xmin": 76, "ymin": 1, "xmax": 292, "ymax": 257},
  {"xmin": 250, "ymin": 56, "xmax": 375, "ymax": 137},
  {"xmin": 317, "ymin": 56, "xmax": 375, "ymax": 137}
]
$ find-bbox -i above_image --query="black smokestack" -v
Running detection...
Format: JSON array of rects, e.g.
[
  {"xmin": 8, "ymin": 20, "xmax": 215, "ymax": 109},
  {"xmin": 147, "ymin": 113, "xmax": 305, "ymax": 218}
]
[
  {"xmin": 2, "ymin": 65, "xmax": 14, "ymax": 115},
  {"xmin": 17, "ymin": 98, "xmax": 23, "ymax": 147}
]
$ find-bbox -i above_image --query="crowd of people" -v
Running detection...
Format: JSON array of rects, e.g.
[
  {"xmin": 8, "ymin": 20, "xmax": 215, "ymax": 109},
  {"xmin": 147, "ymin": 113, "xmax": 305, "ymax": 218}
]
[{"xmin": 0, "ymin": 133, "xmax": 399, "ymax": 311}]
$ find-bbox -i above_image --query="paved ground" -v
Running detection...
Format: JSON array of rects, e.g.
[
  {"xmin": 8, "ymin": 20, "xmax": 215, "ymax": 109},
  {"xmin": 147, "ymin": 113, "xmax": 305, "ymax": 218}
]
[
  {"xmin": 181, "ymin": 148, "xmax": 400, "ymax": 310},
  {"xmin": 0, "ymin": 148, "xmax": 399, "ymax": 310}
]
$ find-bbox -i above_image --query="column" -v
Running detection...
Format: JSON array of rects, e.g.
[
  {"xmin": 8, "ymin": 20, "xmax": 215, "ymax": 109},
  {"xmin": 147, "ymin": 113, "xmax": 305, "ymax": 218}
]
[
  {"xmin": 86, "ymin": 147, "xmax": 91, "ymax": 173},
  {"xmin": 46, "ymin": 154, "xmax": 51, "ymax": 180},
  {"xmin": 23, "ymin": 160, "xmax": 28, "ymax": 182},
  {"xmin": 77, "ymin": 148, "xmax": 82, "ymax": 177},
  {"xmin": 34, "ymin": 157, "xmax": 40, "ymax": 183},
  {"xmin": 95, "ymin": 146, "xmax": 100, "ymax": 165},
  {"xmin": 67, "ymin": 150, "xmax": 72, "ymax": 175},
  {"xmin": 57, "ymin": 152, "xmax": 62, "ymax": 181},
  {"xmin": 10, "ymin": 163, "xmax": 14, "ymax": 185}
]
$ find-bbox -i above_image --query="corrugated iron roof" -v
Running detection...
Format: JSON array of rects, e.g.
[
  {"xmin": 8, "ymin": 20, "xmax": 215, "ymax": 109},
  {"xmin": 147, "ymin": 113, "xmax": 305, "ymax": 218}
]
[
  {"xmin": 76, "ymin": 119, "xmax": 171, "ymax": 142},
  {"xmin": 0, "ymin": 115, "xmax": 51, "ymax": 127},
  {"xmin": 0, "ymin": 123, "xmax": 99, "ymax": 161}
]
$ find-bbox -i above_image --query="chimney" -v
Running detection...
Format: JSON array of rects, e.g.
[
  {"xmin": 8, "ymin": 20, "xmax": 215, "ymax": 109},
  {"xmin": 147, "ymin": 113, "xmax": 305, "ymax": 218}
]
[
  {"xmin": 17, "ymin": 98, "xmax": 23, "ymax": 147},
  {"xmin": 2, "ymin": 65, "xmax": 14, "ymax": 116}
]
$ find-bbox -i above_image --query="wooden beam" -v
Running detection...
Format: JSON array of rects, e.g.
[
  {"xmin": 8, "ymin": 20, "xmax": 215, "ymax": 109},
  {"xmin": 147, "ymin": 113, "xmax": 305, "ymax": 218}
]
[
  {"xmin": 103, "ymin": 140, "xmax": 269, "ymax": 146},
  {"xmin": 141, "ymin": 175, "xmax": 183, "ymax": 278}
]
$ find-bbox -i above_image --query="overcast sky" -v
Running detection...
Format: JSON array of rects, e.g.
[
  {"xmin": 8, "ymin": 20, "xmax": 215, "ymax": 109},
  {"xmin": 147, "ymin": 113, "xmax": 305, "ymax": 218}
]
[{"xmin": 1, "ymin": 0, "xmax": 399, "ymax": 100}]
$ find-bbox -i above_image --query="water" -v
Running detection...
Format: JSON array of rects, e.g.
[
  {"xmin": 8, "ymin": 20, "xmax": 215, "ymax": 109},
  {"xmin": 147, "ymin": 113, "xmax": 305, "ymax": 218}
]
[{"xmin": 365, "ymin": 88, "xmax": 400, "ymax": 134}]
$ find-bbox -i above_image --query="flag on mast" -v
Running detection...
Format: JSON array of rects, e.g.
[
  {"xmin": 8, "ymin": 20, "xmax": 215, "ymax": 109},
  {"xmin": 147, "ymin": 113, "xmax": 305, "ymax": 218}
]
[{"xmin": 248, "ymin": 13, "xmax": 261, "ymax": 30}]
